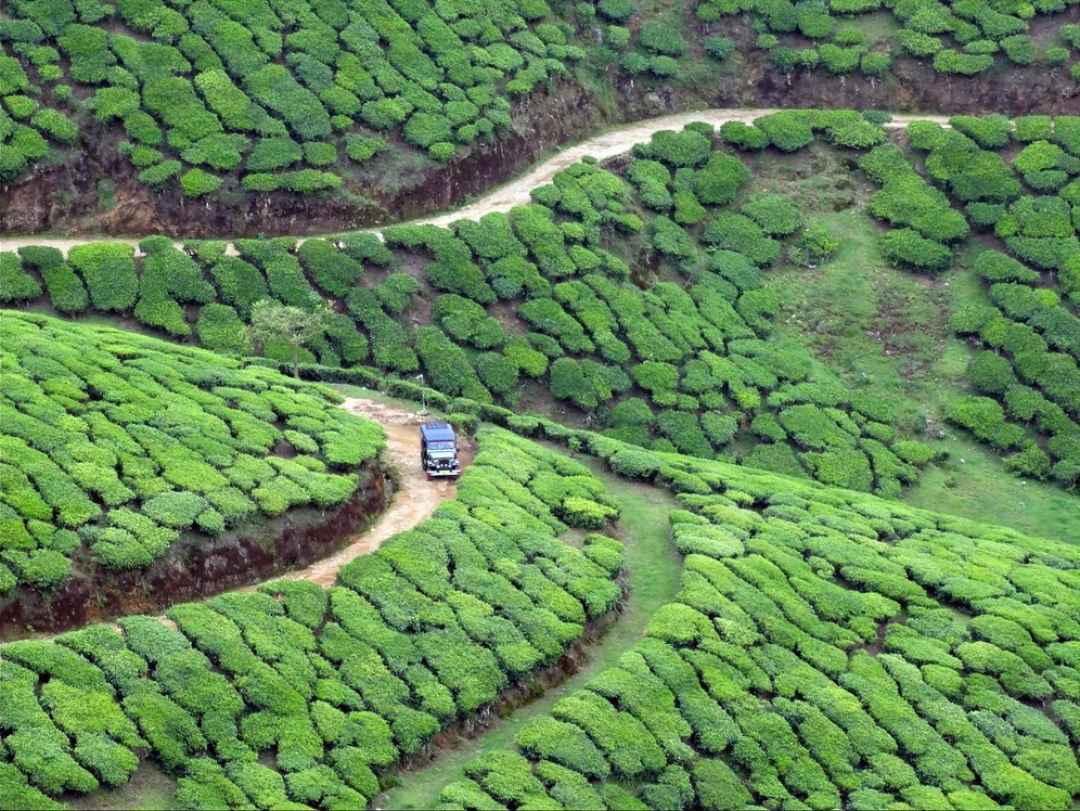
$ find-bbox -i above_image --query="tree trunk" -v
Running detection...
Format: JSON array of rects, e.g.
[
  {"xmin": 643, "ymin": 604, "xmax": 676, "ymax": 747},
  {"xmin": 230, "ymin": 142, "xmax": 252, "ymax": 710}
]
[{"xmin": 292, "ymin": 345, "xmax": 300, "ymax": 379}]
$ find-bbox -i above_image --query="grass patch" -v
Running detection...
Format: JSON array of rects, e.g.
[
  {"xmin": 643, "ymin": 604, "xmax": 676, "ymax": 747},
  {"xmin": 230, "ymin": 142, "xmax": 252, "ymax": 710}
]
[
  {"xmin": 749, "ymin": 146, "xmax": 1078, "ymax": 541},
  {"xmin": 905, "ymin": 434, "xmax": 1080, "ymax": 543},
  {"xmin": 68, "ymin": 762, "xmax": 176, "ymax": 811}
]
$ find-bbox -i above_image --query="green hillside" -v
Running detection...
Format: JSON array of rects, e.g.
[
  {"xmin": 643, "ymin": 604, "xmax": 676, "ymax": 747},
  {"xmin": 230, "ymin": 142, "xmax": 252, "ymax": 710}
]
[
  {"xmin": 3, "ymin": 1, "xmax": 1080, "ymax": 805},
  {"xmin": 0, "ymin": 425, "xmax": 627, "ymax": 810},
  {"xmin": 1, "ymin": 419, "xmax": 1077, "ymax": 810},
  {"xmin": 2, "ymin": 0, "xmax": 1077, "ymax": 216},
  {"xmin": 426, "ymin": 429, "xmax": 1080, "ymax": 810},
  {"xmin": 6, "ymin": 111, "xmax": 1079, "ymax": 503},
  {"xmin": 0, "ymin": 311, "xmax": 384, "ymax": 598}
]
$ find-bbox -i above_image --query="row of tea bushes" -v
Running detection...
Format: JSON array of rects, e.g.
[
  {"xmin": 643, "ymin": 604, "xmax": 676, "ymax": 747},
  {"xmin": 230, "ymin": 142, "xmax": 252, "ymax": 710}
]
[
  {"xmin": 4, "ymin": 111, "xmax": 938, "ymax": 497},
  {"xmin": 0, "ymin": 0, "xmax": 585, "ymax": 190},
  {"xmin": 0, "ymin": 311, "xmax": 385, "ymax": 594},
  {"xmin": 0, "ymin": 426, "xmax": 624, "ymax": 809},
  {"xmin": 875, "ymin": 115, "xmax": 1080, "ymax": 489},
  {"xmin": 433, "ymin": 432, "xmax": 1080, "ymax": 810},
  {"xmin": 0, "ymin": 51, "xmax": 78, "ymax": 182},
  {"xmin": 697, "ymin": 0, "xmax": 1080, "ymax": 80}
]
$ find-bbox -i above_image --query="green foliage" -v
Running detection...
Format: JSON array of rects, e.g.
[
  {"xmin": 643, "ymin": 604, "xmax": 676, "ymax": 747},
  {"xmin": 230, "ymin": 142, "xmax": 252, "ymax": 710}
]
[
  {"xmin": 423, "ymin": 426, "xmax": 1080, "ymax": 811},
  {"xmin": 67, "ymin": 243, "xmax": 139, "ymax": 312},
  {"xmin": 0, "ymin": 311, "xmax": 382, "ymax": 588},
  {"xmin": 880, "ymin": 228, "xmax": 952, "ymax": 273}
]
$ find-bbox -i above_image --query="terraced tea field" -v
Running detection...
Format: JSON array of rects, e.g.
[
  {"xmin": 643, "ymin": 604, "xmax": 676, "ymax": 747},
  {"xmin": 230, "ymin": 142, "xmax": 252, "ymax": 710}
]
[{"xmin": 2, "ymin": 3, "xmax": 1078, "ymax": 809}]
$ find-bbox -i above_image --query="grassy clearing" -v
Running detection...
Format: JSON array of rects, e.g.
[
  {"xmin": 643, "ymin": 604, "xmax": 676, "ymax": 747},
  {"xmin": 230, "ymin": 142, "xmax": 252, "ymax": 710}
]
[
  {"xmin": 847, "ymin": 10, "xmax": 902, "ymax": 45},
  {"xmin": 751, "ymin": 147, "xmax": 1078, "ymax": 542},
  {"xmin": 374, "ymin": 459, "xmax": 680, "ymax": 810},
  {"xmin": 68, "ymin": 762, "xmax": 176, "ymax": 811},
  {"xmin": 905, "ymin": 433, "xmax": 1080, "ymax": 543}
]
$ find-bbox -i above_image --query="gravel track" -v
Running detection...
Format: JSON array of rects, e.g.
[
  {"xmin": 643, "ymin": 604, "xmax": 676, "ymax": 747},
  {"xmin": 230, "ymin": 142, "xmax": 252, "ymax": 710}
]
[
  {"xmin": 263, "ymin": 397, "xmax": 460, "ymax": 588},
  {"xmin": 0, "ymin": 107, "xmax": 950, "ymax": 256}
]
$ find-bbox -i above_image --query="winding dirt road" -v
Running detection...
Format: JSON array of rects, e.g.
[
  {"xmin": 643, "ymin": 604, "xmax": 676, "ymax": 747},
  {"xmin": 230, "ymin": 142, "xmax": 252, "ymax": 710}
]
[
  {"xmin": 272, "ymin": 397, "xmax": 459, "ymax": 588},
  {"xmin": 0, "ymin": 107, "xmax": 950, "ymax": 257}
]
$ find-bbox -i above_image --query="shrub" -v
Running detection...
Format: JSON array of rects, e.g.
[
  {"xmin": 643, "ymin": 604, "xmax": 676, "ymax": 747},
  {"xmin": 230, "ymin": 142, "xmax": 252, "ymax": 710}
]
[
  {"xmin": 244, "ymin": 65, "xmax": 331, "ymax": 141},
  {"xmin": 180, "ymin": 168, "xmax": 223, "ymax": 198},
  {"xmin": 704, "ymin": 35, "xmax": 735, "ymax": 60},
  {"xmin": 756, "ymin": 111, "xmax": 814, "ymax": 151},
  {"xmin": 404, "ymin": 112, "xmax": 453, "ymax": 148},
  {"xmin": 19, "ymin": 247, "xmax": 88, "ymax": 313},
  {"xmin": 303, "ymin": 142, "xmax": 337, "ymax": 167},
  {"xmin": 345, "ymin": 135, "xmax": 386, "ymax": 163},
  {"xmin": 703, "ymin": 212, "xmax": 780, "ymax": 266},
  {"xmin": 945, "ymin": 395, "xmax": 1026, "ymax": 448},
  {"xmin": 692, "ymin": 151, "xmax": 751, "ymax": 205},
  {"xmin": 967, "ymin": 350, "xmax": 1017, "ymax": 395},
  {"xmin": 475, "ymin": 352, "xmax": 519, "ymax": 396},
  {"xmin": 638, "ymin": 128, "xmax": 713, "ymax": 168},
  {"xmin": 0, "ymin": 252, "xmax": 42, "ymax": 303},
  {"xmin": 933, "ymin": 49, "xmax": 993, "ymax": 75},
  {"xmin": 740, "ymin": 193, "xmax": 801, "ymax": 236},
  {"xmin": 67, "ymin": 244, "xmax": 138, "ymax": 312},
  {"xmin": 247, "ymin": 137, "xmax": 302, "ymax": 172},
  {"xmin": 196, "ymin": 304, "xmax": 250, "ymax": 354},
  {"xmin": 718, "ymin": 121, "xmax": 768, "ymax": 151},
  {"xmin": 550, "ymin": 357, "xmax": 602, "ymax": 410},
  {"xmin": 789, "ymin": 223, "xmax": 839, "ymax": 267},
  {"xmin": 297, "ymin": 239, "xmax": 363, "ymax": 297},
  {"xmin": 951, "ymin": 115, "xmax": 1012, "ymax": 149},
  {"xmin": 880, "ymin": 229, "xmax": 952, "ymax": 272},
  {"xmin": 1001, "ymin": 34, "xmax": 1036, "ymax": 64}
]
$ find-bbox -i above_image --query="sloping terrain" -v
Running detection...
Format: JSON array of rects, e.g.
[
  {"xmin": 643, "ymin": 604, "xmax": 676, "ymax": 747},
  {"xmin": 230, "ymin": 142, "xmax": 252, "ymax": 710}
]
[
  {"xmin": 425, "ymin": 428, "xmax": 1080, "ymax": 810},
  {"xmin": 1, "ymin": 0, "xmax": 1077, "ymax": 234},
  {"xmin": 3, "ymin": 4, "xmax": 1080, "ymax": 805},
  {"xmin": 2, "ymin": 113, "xmax": 947, "ymax": 503},
  {"xmin": 0, "ymin": 426, "xmax": 628, "ymax": 810},
  {"xmin": 5, "ymin": 111, "xmax": 1079, "ymax": 506},
  {"xmin": 0, "ymin": 312, "xmax": 387, "ymax": 633},
  {"xmin": 2, "ymin": 414, "xmax": 1077, "ymax": 811}
]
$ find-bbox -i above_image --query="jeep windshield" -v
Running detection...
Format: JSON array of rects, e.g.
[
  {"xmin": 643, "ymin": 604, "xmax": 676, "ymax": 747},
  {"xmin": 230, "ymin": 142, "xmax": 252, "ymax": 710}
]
[{"xmin": 428, "ymin": 441, "xmax": 455, "ymax": 450}]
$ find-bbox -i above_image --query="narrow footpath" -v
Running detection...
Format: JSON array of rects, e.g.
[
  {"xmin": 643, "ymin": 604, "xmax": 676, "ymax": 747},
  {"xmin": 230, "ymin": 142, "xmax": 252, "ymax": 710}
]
[{"xmin": 373, "ymin": 458, "xmax": 681, "ymax": 811}]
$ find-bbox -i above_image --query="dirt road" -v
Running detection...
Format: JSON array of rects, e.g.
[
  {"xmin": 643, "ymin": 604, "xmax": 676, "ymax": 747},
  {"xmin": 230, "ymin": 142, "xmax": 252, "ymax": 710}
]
[
  {"xmin": 0, "ymin": 107, "xmax": 950, "ymax": 257},
  {"xmin": 272, "ymin": 397, "xmax": 459, "ymax": 588}
]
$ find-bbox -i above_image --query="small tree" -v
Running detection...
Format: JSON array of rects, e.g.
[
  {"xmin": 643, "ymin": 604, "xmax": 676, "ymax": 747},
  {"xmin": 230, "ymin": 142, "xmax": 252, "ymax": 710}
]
[{"xmin": 248, "ymin": 299, "xmax": 329, "ymax": 378}]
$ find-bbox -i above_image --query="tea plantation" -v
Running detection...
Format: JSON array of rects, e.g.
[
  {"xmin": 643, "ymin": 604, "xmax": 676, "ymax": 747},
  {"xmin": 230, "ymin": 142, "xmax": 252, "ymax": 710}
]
[
  {"xmin": 1, "ymin": 0, "xmax": 590, "ymax": 190},
  {"xmin": 0, "ymin": 311, "xmax": 387, "ymax": 600},
  {"xmin": 4, "ymin": 0, "xmax": 1080, "ymax": 803},
  {"xmin": 4, "ymin": 113, "xmax": 955, "ymax": 498},
  {"xmin": 2, "ymin": 0, "xmax": 1078, "ymax": 214},
  {"xmin": 698, "ymin": 0, "xmax": 1080, "ymax": 81},
  {"xmin": 428, "ymin": 428, "xmax": 1080, "ymax": 811},
  {"xmin": 0, "ymin": 424, "xmax": 627, "ymax": 810},
  {"xmin": 858, "ymin": 116, "xmax": 1080, "ymax": 489}
]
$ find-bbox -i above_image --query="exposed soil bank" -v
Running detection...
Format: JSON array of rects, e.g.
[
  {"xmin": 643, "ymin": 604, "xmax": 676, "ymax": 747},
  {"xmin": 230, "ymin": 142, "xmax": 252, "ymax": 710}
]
[
  {"xmin": 0, "ymin": 108, "xmax": 944, "ymax": 256},
  {"xmin": 0, "ymin": 460, "xmax": 390, "ymax": 639},
  {"xmin": 3, "ymin": 10, "xmax": 1076, "ymax": 239}
]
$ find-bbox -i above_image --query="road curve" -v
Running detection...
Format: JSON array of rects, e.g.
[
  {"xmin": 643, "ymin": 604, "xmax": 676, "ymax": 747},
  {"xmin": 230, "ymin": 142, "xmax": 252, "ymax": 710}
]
[
  {"xmin": 0, "ymin": 107, "xmax": 950, "ymax": 257},
  {"xmin": 268, "ymin": 397, "xmax": 460, "ymax": 589}
]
